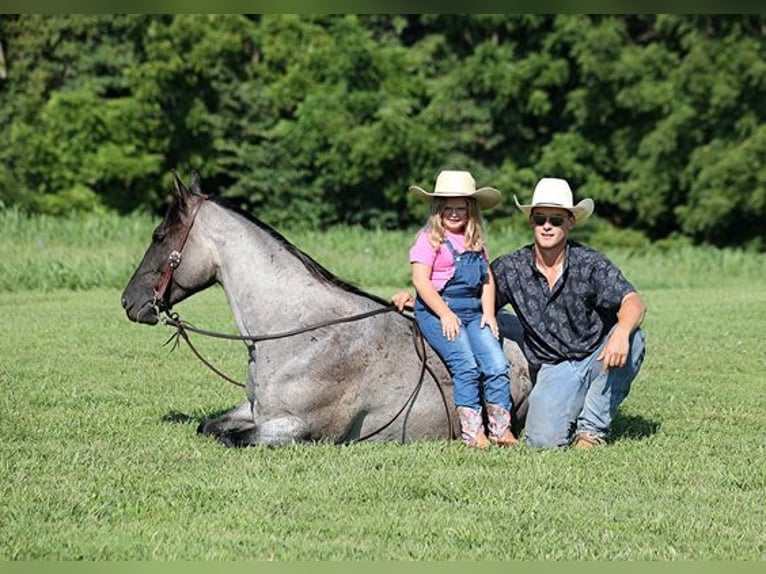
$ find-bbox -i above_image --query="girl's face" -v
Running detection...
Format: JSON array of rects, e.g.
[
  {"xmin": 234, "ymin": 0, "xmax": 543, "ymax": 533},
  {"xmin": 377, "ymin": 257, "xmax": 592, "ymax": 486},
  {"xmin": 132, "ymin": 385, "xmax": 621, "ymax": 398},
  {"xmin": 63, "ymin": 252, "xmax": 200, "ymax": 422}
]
[{"xmin": 440, "ymin": 198, "xmax": 469, "ymax": 233}]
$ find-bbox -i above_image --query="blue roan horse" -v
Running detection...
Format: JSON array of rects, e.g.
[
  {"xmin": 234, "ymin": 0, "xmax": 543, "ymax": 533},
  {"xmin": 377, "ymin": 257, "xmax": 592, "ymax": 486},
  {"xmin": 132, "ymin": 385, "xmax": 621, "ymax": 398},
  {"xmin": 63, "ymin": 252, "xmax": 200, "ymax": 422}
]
[{"xmin": 121, "ymin": 173, "xmax": 532, "ymax": 447}]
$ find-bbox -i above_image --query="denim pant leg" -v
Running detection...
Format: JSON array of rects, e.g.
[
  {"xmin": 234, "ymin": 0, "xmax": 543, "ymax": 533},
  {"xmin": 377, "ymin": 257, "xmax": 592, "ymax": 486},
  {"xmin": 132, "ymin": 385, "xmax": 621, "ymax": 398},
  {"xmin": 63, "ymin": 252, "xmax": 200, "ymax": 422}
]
[
  {"xmin": 525, "ymin": 327, "xmax": 647, "ymax": 448},
  {"xmin": 576, "ymin": 328, "xmax": 646, "ymax": 439},
  {"xmin": 462, "ymin": 316, "xmax": 511, "ymax": 410},
  {"xmin": 415, "ymin": 309, "xmax": 482, "ymax": 410},
  {"xmin": 524, "ymin": 361, "xmax": 587, "ymax": 448}
]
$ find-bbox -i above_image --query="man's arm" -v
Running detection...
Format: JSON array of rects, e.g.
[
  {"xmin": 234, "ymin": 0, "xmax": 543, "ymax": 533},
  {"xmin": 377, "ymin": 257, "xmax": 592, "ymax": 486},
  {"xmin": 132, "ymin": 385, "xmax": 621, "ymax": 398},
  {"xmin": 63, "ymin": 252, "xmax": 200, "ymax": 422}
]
[{"xmin": 617, "ymin": 291, "xmax": 646, "ymax": 331}]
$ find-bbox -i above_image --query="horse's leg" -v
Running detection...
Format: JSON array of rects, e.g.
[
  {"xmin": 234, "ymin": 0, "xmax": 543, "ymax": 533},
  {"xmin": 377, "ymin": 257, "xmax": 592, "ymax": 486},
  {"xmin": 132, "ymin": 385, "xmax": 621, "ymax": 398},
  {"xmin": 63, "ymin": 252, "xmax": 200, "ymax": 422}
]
[
  {"xmin": 197, "ymin": 400, "xmax": 255, "ymax": 438},
  {"xmin": 205, "ymin": 415, "xmax": 310, "ymax": 448}
]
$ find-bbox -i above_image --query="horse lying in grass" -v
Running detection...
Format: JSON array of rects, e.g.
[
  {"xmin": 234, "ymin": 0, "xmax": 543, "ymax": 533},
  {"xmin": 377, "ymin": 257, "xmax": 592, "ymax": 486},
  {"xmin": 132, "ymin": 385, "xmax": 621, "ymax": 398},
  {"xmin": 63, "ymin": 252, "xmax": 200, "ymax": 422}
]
[{"xmin": 121, "ymin": 172, "xmax": 532, "ymax": 447}]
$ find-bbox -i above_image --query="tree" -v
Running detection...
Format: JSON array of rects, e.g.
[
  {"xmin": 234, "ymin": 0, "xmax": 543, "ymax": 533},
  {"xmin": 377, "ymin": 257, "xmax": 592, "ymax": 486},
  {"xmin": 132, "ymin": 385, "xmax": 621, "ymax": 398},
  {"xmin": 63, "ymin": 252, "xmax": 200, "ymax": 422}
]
[
  {"xmin": 1, "ymin": 14, "xmax": 764, "ymax": 248},
  {"xmin": 0, "ymin": 15, "xmax": 166, "ymax": 213}
]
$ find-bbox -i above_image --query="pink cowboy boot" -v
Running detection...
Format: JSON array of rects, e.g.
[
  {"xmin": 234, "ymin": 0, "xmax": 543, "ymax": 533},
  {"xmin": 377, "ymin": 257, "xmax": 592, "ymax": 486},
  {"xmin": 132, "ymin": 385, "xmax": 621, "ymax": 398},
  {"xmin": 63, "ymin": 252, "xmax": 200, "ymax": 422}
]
[
  {"xmin": 486, "ymin": 403, "xmax": 519, "ymax": 448},
  {"xmin": 456, "ymin": 406, "xmax": 490, "ymax": 449}
]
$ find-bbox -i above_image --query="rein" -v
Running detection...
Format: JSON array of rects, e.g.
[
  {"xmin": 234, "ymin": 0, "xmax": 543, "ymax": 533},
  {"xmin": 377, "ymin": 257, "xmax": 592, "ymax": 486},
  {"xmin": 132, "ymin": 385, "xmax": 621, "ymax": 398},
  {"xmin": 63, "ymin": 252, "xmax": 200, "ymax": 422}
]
[
  {"xmin": 164, "ymin": 306, "xmax": 394, "ymax": 343},
  {"xmin": 163, "ymin": 307, "xmax": 454, "ymax": 442}
]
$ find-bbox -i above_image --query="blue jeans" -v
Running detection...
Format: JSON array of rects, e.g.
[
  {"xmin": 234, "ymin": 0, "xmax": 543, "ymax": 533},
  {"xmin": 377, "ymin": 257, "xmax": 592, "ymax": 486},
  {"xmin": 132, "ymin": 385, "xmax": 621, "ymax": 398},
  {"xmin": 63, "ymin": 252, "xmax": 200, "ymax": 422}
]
[
  {"xmin": 416, "ymin": 300, "xmax": 511, "ymax": 411},
  {"xmin": 525, "ymin": 327, "xmax": 646, "ymax": 448}
]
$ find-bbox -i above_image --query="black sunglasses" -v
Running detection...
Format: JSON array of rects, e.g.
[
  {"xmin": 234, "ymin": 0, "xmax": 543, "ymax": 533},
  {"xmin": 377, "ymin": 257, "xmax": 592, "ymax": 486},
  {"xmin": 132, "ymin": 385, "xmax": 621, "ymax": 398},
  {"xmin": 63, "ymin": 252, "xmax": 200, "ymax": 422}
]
[{"xmin": 531, "ymin": 213, "xmax": 568, "ymax": 227}]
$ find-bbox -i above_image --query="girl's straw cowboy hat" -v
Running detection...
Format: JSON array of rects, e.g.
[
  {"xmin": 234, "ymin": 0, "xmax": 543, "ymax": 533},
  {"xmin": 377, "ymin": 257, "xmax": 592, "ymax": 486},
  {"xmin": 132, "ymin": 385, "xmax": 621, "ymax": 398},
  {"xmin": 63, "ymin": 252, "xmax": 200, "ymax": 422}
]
[{"xmin": 410, "ymin": 170, "xmax": 501, "ymax": 210}]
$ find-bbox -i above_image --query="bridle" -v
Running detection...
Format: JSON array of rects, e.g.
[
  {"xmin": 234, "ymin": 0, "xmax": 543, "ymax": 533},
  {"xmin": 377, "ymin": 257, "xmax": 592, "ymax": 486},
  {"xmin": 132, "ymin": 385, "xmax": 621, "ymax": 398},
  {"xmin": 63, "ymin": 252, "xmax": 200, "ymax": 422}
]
[
  {"xmin": 152, "ymin": 193, "xmax": 208, "ymax": 314},
  {"xmin": 151, "ymin": 193, "xmax": 454, "ymax": 442}
]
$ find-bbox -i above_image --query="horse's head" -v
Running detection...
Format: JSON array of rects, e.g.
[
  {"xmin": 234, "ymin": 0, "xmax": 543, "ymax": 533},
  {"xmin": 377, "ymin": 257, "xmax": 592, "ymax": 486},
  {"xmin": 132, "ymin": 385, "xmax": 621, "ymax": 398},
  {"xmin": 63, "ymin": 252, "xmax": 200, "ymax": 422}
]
[{"xmin": 121, "ymin": 172, "xmax": 216, "ymax": 325}]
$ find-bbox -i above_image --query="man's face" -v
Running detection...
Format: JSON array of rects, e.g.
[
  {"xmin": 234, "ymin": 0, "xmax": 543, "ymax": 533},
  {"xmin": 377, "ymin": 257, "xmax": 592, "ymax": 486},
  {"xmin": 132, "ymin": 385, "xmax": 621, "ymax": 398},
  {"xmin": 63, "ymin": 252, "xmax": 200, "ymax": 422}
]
[{"xmin": 530, "ymin": 207, "xmax": 574, "ymax": 249}]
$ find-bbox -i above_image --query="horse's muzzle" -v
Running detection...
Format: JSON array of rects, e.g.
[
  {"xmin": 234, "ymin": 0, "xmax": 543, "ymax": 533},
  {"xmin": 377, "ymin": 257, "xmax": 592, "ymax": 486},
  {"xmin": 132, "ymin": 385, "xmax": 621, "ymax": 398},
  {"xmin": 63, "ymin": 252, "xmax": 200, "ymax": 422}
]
[{"xmin": 121, "ymin": 296, "xmax": 160, "ymax": 325}]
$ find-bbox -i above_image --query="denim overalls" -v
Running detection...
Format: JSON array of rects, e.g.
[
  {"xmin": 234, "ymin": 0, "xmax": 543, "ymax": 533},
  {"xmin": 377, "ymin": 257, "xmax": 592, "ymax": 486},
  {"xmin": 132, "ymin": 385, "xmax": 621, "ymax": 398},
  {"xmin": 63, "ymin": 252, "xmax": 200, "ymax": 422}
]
[{"xmin": 415, "ymin": 240, "xmax": 511, "ymax": 410}]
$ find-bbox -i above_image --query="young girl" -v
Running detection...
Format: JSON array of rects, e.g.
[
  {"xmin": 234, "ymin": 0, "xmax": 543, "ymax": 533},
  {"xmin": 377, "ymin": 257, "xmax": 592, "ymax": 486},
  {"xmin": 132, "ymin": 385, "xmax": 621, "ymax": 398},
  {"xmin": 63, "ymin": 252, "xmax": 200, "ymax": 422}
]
[{"xmin": 408, "ymin": 170, "xmax": 517, "ymax": 448}]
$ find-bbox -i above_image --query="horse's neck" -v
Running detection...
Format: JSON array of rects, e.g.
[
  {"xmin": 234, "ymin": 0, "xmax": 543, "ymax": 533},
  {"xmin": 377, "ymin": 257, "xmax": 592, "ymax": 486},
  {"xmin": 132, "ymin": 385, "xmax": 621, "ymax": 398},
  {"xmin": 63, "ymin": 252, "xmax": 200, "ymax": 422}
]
[{"xmin": 208, "ymin": 209, "xmax": 360, "ymax": 334}]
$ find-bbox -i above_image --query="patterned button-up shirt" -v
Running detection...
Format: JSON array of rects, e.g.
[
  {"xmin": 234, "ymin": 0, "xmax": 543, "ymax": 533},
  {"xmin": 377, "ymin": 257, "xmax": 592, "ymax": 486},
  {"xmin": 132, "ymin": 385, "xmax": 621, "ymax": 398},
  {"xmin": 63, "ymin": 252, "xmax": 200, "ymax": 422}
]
[{"xmin": 491, "ymin": 241, "xmax": 637, "ymax": 366}]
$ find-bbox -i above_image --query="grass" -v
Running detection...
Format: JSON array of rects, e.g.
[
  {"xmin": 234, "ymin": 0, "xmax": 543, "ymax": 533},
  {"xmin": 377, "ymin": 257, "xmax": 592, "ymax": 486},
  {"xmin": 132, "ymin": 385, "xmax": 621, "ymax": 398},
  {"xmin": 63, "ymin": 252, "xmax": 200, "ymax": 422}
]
[
  {"xmin": 0, "ymin": 212, "xmax": 765, "ymax": 559},
  {"xmin": 0, "ymin": 288, "xmax": 764, "ymax": 559},
  {"xmin": 2, "ymin": 208, "xmax": 766, "ymax": 293}
]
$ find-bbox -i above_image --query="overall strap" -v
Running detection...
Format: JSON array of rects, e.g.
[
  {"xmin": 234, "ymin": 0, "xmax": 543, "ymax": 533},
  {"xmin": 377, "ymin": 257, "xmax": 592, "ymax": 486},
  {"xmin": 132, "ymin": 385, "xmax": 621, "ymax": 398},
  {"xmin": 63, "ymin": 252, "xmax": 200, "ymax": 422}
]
[
  {"xmin": 443, "ymin": 238, "xmax": 482, "ymax": 259},
  {"xmin": 442, "ymin": 239, "xmax": 460, "ymax": 258}
]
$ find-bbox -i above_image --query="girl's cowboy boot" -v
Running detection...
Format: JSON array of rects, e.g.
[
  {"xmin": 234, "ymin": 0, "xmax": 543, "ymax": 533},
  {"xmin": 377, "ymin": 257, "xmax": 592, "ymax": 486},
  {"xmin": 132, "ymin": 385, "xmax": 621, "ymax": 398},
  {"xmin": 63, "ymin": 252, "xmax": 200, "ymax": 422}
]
[
  {"xmin": 486, "ymin": 404, "xmax": 519, "ymax": 448},
  {"xmin": 456, "ymin": 406, "xmax": 490, "ymax": 449}
]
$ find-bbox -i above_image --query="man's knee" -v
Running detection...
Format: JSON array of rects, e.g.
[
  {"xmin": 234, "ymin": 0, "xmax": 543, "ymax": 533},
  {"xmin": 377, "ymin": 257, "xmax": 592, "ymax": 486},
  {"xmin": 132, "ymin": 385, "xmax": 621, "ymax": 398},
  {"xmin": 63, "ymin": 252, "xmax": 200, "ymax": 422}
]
[
  {"xmin": 524, "ymin": 410, "xmax": 572, "ymax": 449},
  {"xmin": 525, "ymin": 425, "xmax": 571, "ymax": 449}
]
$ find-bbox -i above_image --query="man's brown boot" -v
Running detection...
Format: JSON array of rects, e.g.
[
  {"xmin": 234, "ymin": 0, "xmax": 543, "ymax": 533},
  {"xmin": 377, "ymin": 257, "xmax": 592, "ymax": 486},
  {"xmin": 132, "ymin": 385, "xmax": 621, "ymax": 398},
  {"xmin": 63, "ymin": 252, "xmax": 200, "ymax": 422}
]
[{"xmin": 572, "ymin": 432, "xmax": 606, "ymax": 449}]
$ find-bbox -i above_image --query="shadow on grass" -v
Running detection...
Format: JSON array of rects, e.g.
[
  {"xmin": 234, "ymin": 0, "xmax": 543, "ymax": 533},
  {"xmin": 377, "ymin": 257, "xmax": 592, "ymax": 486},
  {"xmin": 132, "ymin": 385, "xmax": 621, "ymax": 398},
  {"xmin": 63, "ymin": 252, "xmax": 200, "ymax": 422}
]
[
  {"xmin": 609, "ymin": 413, "xmax": 660, "ymax": 443},
  {"xmin": 161, "ymin": 408, "xmax": 660, "ymax": 448}
]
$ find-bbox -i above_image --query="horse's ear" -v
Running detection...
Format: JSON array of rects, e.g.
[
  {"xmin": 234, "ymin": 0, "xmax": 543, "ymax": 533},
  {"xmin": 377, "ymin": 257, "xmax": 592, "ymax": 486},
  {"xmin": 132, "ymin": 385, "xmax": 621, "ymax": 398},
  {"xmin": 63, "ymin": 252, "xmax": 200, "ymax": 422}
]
[
  {"xmin": 189, "ymin": 171, "xmax": 203, "ymax": 196},
  {"xmin": 173, "ymin": 170, "xmax": 199, "ymax": 213},
  {"xmin": 171, "ymin": 170, "xmax": 191, "ymax": 206}
]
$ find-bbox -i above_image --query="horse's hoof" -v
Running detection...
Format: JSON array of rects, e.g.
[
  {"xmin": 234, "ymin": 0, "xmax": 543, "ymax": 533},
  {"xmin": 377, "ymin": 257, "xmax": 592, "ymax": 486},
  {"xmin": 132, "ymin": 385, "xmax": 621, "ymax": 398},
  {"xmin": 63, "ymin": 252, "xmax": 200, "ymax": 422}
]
[{"xmin": 217, "ymin": 434, "xmax": 240, "ymax": 448}]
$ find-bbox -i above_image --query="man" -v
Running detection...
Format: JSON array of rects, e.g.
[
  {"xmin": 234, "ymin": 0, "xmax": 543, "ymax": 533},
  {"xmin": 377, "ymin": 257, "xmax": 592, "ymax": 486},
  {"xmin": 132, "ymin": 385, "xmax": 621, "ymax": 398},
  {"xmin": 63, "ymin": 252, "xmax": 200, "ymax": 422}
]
[{"xmin": 393, "ymin": 177, "xmax": 646, "ymax": 449}]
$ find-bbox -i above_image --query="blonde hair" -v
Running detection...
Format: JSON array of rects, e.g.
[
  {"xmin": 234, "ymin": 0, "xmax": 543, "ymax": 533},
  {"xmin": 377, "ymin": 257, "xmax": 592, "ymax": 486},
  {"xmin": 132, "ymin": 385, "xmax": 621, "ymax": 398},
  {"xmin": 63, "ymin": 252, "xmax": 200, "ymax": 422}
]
[{"xmin": 422, "ymin": 197, "xmax": 486, "ymax": 251}]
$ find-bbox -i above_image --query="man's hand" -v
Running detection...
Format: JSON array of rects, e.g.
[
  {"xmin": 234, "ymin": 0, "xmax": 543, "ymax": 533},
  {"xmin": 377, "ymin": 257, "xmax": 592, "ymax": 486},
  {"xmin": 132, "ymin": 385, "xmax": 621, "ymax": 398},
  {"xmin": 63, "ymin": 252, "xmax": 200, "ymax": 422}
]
[
  {"xmin": 598, "ymin": 292, "xmax": 645, "ymax": 371},
  {"xmin": 597, "ymin": 326, "xmax": 630, "ymax": 372}
]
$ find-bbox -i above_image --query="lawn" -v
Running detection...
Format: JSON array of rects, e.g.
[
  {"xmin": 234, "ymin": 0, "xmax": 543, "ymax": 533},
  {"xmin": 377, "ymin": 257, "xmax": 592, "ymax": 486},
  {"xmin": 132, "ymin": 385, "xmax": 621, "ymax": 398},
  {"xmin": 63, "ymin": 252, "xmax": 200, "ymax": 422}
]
[{"xmin": 0, "ymin": 215, "xmax": 764, "ymax": 559}]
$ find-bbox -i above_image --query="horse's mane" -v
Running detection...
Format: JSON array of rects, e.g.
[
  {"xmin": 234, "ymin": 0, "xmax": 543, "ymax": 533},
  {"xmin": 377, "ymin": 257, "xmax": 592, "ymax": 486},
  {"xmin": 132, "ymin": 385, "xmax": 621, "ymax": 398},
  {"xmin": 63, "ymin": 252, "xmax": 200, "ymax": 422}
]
[{"xmin": 209, "ymin": 196, "xmax": 390, "ymax": 306}]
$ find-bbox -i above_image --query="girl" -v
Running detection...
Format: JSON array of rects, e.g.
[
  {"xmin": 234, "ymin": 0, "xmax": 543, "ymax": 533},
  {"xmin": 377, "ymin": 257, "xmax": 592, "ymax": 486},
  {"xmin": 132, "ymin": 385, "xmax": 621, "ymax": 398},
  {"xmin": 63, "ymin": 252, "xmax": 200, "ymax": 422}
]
[{"xmin": 408, "ymin": 170, "xmax": 517, "ymax": 448}]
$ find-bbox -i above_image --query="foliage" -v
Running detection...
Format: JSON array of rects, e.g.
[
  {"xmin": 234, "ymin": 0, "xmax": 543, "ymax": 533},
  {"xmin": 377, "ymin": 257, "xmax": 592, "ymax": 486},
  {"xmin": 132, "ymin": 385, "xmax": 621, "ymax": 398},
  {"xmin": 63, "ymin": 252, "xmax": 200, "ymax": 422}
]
[
  {"xmin": 0, "ymin": 15, "xmax": 167, "ymax": 213},
  {"xmin": 1, "ymin": 15, "xmax": 765, "ymax": 247}
]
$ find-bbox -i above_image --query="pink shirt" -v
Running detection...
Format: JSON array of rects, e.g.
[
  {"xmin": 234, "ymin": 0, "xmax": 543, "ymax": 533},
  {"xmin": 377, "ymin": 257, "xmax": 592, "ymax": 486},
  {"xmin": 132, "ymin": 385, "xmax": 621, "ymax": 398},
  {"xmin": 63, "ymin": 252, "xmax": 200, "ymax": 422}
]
[{"xmin": 409, "ymin": 230, "xmax": 489, "ymax": 291}]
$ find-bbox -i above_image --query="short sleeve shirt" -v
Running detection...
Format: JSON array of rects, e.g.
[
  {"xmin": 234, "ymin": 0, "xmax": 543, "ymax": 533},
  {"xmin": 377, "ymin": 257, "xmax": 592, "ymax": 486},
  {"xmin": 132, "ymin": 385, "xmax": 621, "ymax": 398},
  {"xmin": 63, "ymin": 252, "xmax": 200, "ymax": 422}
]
[
  {"xmin": 409, "ymin": 230, "xmax": 488, "ymax": 291},
  {"xmin": 491, "ymin": 241, "xmax": 636, "ymax": 365}
]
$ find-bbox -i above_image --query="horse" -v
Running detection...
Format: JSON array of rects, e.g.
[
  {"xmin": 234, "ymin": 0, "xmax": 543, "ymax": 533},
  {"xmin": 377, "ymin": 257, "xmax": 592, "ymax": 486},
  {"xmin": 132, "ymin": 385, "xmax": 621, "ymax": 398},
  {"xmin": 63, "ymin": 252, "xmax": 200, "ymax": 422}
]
[{"xmin": 121, "ymin": 172, "xmax": 532, "ymax": 447}]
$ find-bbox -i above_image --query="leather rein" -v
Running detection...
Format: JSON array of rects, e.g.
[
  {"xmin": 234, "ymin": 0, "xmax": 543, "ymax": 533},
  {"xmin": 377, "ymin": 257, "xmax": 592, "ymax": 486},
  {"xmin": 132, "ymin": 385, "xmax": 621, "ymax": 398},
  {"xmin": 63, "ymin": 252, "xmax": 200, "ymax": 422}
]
[{"xmin": 151, "ymin": 194, "xmax": 454, "ymax": 442}]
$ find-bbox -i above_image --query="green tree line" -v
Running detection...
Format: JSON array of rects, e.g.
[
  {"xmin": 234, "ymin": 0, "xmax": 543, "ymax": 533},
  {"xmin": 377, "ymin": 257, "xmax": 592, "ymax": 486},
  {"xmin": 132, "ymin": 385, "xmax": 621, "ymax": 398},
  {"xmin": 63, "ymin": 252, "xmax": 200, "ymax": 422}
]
[{"xmin": 1, "ymin": 14, "xmax": 764, "ymax": 248}]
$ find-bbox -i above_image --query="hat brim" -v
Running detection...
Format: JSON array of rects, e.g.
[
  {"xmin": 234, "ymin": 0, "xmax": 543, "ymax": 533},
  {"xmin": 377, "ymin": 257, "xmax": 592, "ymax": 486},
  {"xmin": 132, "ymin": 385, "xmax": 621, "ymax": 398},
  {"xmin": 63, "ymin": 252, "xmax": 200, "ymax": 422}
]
[
  {"xmin": 514, "ymin": 195, "xmax": 594, "ymax": 223},
  {"xmin": 410, "ymin": 186, "xmax": 501, "ymax": 210}
]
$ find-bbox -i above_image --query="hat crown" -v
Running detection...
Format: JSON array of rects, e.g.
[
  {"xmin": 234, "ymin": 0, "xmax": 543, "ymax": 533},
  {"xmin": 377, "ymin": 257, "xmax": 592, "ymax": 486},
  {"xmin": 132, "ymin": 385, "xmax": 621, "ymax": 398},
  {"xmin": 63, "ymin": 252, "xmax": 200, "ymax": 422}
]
[
  {"xmin": 531, "ymin": 177, "xmax": 574, "ymax": 208},
  {"xmin": 433, "ymin": 170, "xmax": 477, "ymax": 195}
]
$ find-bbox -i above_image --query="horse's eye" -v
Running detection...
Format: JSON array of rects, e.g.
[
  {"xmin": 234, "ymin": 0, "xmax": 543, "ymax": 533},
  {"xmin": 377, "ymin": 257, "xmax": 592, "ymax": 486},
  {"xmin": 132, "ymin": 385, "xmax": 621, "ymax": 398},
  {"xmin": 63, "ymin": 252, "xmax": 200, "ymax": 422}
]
[{"xmin": 152, "ymin": 229, "xmax": 166, "ymax": 242}]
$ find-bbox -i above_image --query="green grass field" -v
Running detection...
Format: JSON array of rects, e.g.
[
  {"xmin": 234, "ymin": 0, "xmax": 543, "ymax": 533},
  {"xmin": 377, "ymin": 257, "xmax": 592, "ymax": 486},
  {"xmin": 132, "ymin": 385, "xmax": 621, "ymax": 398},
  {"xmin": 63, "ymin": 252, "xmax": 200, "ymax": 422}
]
[{"xmin": 1, "ymin": 211, "xmax": 764, "ymax": 559}]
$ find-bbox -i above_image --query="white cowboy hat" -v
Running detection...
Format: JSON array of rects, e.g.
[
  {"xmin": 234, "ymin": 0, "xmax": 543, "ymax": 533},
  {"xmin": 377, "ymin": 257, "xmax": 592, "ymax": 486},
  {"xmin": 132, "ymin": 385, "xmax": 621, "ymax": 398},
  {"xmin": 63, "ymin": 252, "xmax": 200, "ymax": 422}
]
[
  {"xmin": 514, "ymin": 177, "xmax": 594, "ymax": 223},
  {"xmin": 409, "ymin": 170, "xmax": 501, "ymax": 210}
]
